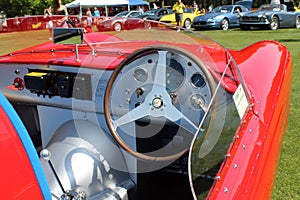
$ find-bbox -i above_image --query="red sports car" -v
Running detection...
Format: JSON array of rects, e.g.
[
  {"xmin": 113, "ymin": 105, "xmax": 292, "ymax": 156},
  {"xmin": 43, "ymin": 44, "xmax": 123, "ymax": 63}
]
[
  {"xmin": 0, "ymin": 20, "xmax": 291, "ymax": 200},
  {"xmin": 96, "ymin": 10, "xmax": 151, "ymax": 32}
]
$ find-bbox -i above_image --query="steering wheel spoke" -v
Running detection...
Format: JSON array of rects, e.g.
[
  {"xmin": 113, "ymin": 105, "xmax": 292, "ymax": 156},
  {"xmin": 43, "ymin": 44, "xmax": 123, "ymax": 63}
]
[
  {"xmin": 112, "ymin": 103, "xmax": 149, "ymax": 129},
  {"xmin": 152, "ymin": 51, "xmax": 168, "ymax": 89},
  {"xmin": 165, "ymin": 105, "xmax": 198, "ymax": 134}
]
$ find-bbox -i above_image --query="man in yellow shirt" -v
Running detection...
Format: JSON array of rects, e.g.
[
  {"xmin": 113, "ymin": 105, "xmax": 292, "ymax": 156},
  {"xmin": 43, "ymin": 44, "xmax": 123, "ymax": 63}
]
[{"xmin": 172, "ymin": 0, "xmax": 186, "ymax": 31}]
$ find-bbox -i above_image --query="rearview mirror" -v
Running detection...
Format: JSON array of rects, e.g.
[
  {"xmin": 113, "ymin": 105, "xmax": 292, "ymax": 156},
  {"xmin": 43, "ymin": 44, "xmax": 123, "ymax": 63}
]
[{"xmin": 53, "ymin": 28, "xmax": 83, "ymax": 44}]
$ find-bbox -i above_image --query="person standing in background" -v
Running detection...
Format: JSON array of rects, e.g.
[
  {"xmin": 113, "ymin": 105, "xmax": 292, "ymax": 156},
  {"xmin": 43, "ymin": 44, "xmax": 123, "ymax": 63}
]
[
  {"xmin": 172, "ymin": 0, "xmax": 185, "ymax": 32},
  {"xmin": 208, "ymin": 3, "xmax": 213, "ymax": 12},
  {"xmin": 53, "ymin": 0, "xmax": 69, "ymax": 28},
  {"xmin": 44, "ymin": 5, "xmax": 53, "ymax": 40},
  {"xmin": 137, "ymin": 6, "xmax": 144, "ymax": 13},
  {"xmin": 86, "ymin": 7, "xmax": 93, "ymax": 27},
  {"xmin": 94, "ymin": 7, "xmax": 100, "ymax": 18},
  {"xmin": 286, "ymin": 0, "xmax": 295, "ymax": 11},
  {"xmin": 193, "ymin": 1, "xmax": 198, "ymax": 9},
  {"xmin": 93, "ymin": 7, "xmax": 100, "ymax": 25}
]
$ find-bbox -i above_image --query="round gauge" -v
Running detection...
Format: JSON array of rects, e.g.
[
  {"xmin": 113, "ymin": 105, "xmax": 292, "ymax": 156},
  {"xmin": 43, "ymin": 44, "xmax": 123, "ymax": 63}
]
[
  {"xmin": 166, "ymin": 58, "xmax": 185, "ymax": 92},
  {"xmin": 191, "ymin": 73, "xmax": 206, "ymax": 88},
  {"xmin": 133, "ymin": 68, "xmax": 148, "ymax": 82},
  {"xmin": 190, "ymin": 94, "xmax": 206, "ymax": 110}
]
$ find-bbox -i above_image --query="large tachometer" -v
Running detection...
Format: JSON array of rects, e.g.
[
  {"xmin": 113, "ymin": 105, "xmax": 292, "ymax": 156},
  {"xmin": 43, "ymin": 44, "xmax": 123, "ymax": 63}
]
[{"xmin": 166, "ymin": 58, "xmax": 185, "ymax": 92}]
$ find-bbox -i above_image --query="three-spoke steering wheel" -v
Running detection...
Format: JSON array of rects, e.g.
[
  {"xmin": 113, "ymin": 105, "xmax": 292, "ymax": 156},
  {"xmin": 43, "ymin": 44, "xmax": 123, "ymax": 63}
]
[{"xmin": 104, "ymin": 45, "xmax": 216, "ymax": 161}]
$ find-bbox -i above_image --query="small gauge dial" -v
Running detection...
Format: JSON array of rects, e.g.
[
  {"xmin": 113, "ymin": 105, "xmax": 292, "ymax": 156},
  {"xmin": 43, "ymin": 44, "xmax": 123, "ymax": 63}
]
[
  {"xmin": 191, "ymin": 73, "xmax": 206, "ymax": 88},
  {"xmin": 133, "ymin": 68, "xmax": 148, "ymax": 82},
  {"xmin": 190, "ymin": 94, "xmax": 206, "ymax": 111}
]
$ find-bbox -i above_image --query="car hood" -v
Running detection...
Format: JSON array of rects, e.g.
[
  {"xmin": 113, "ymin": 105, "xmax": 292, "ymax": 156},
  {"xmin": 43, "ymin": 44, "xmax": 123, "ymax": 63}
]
[
  {"xmin": 0, "ymin": 30, "xmax": 228, "ymax": 71},
  {"xmin": 194, "ymin": 12, "xmax": 225, "ymax": 21},
  {"xmin": 0, "ymin": 28, "xmax": 239, "ymax": 93},
  {"xmin": 242, "ymin": 10, "xmax": 272, "ymax": 16},
  {"xmin": 99, "ymin": 17, "xmax": 119, "ymax": 23},
  {"xmin": 159, "ymin": 13, "xmax": 174, "ymax": 21}
]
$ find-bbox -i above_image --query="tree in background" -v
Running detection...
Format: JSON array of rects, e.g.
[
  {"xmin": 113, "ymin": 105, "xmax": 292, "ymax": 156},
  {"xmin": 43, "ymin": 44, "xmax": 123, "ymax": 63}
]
[
  {"xmin": 0, "ymin": 0, "xmax": 73, "ymax": 18},
  {"xmin": 1, "ymin": 0, "xmax": 296, "ymax": 18},
  {"xmin": 167, "ymin": 0, "xmax": 289, "ymax": 9},
  {"xmin": 156, "ymin": 0, "xmax": 243, "ymax": 10}
]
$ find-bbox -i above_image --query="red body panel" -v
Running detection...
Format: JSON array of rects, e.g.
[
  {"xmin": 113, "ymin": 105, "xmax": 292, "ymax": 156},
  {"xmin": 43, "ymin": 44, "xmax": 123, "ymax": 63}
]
[
  {"xmin": 0, "ymin": 30, "xmax": 291, "ymax": 199},
  {"xmin": 0, "ymin": 33, "xmax": 126, "ymax": 69},
  {"xmin": 208, "ymin": 41, "xmax": 291, "ymax": 199},
  {"xmin": 0, "ymin": 37, "xmax": 237, "ymax": 94},
  {"xmin": 0, "ymin": 106, "xmax": 44, "ymax": 199},
  {"xmin": 0, "ymin": 36, "xmax": 227, "ymax": 71}
]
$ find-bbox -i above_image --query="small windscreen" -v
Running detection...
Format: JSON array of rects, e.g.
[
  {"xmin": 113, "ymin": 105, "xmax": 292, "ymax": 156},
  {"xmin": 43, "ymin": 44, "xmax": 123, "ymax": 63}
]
[{"xmin": 53, "ymin": 28, "xmax": 83, "ymax": 44}]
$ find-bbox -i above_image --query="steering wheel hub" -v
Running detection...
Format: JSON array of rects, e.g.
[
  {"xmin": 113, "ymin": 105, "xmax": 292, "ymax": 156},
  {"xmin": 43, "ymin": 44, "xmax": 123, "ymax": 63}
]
[{"xmin": 152, "ymin": 97, "xmax": 163, "ymax": 109}]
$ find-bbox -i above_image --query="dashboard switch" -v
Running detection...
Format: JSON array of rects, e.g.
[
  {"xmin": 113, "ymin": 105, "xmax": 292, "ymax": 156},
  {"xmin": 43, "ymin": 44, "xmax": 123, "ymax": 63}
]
[
  {"xmin": 24, "ymin": 72, "xmax": 49, "ymax": 94},
  {"xmin": 24, "ymin": 69, "xmax": 92, "ymax": 100},
  {"xmin": 13, "ymin": 77, "xmax": 24, "ymax": 90}
]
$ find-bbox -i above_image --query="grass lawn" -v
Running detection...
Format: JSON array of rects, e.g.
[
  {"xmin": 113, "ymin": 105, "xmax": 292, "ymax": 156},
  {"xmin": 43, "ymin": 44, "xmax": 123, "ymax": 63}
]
[{"xmin": 0, "ymin": 28, "xmax": 299, "ymax": 199}]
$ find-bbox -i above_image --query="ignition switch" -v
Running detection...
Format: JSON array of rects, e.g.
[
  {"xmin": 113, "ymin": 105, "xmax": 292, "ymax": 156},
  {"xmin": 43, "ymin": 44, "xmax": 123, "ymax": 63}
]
[
  {"xmin": 169, "ymin": 92, "xmax": 178, "ymax": 104},
  {"xmin": 136, "ymin": 87, "xmax": 144, "ymax": 98}
]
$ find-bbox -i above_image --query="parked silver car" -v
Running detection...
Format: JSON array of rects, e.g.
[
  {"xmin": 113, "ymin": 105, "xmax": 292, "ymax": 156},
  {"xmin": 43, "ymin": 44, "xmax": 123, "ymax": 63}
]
[{"xmin": 239, "ymin": 4, "xmax": 300, "ymax": 30}]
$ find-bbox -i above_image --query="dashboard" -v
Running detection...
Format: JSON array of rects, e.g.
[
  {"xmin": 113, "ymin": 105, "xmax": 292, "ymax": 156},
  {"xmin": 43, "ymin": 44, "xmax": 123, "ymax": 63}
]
[
  {"xmin": 0, "ymin": 46, "xmax": 215, "ymax": 161},
  {"xmin": 0, "ymin": 49, "xmax": 212, "ymax": 125},
  {"xmin": 0, "ymin": 63, "xmax": 111, "ymax": 113}
]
